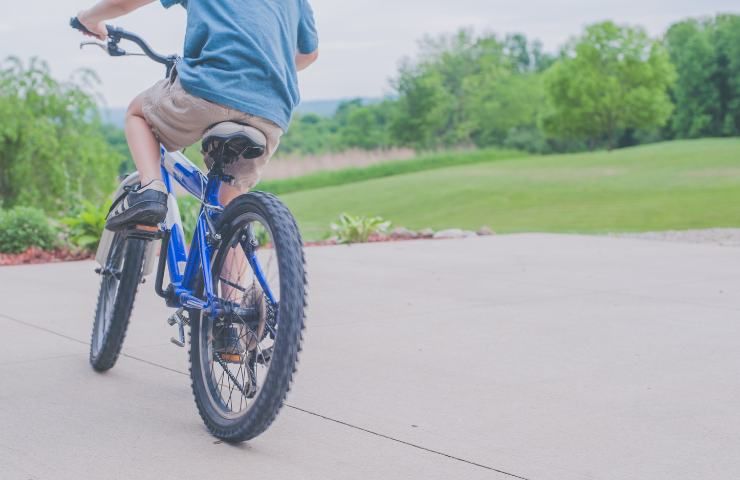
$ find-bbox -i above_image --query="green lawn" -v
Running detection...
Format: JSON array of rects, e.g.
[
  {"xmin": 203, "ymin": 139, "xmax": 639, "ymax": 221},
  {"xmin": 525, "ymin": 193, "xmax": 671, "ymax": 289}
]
[{"xmin": 277, "ymin": 139, "xmax": 740, "ymax": 240}]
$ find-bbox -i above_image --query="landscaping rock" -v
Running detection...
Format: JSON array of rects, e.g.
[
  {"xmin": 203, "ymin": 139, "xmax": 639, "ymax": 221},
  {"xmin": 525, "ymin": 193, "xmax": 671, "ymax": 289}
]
[
  {"xmin": 390, "ymin": 227, "xmax": 419, "ymax": 239},
  {"xmin": 477, "ymin": 226, "xmax": 495, "ymax": 236},
  {"xmin": 463, "ymin": 230, "xmax": 478, "ymax": 238},
  {"xmin": 433, "ymin": 229, "xmax": 466, "ymax": 239},
  {"xmin": 418, "ymin": 228, "xmax": 435, "ymax": 239}
]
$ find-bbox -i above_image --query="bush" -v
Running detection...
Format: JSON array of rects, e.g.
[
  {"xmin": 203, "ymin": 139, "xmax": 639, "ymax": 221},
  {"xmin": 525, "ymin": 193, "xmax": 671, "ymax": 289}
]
[
  {"xmin": 0, "ymin": 207, "xmax": 58, "ymax": 253},
  {"xmin": 62, "ymin": 201, "xmax": 110, "ymax": 251},
  {"xmin": 503, "ymin": 126, "xmax": 549, "ymax": 153},
  {"xmin": 0, "ymin": 58, "xmax": 122, "ymax": 215},
  {"xmin": 330, "ymin": 213, "xmax": 391, "ymax": 244}
]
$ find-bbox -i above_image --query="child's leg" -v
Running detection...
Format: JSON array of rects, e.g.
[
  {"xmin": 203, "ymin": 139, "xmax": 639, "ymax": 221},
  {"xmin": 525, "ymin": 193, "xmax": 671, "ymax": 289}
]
[
  {"xmin": 215, "ymin": 117, "xmax": 281, "ymax": 302},
  {"xmin": 125, "ymin": 94, "xmax": 162, "ymax": 185},
  {"xmin": 105, "ymin": 90, "xmax": 170, "ymax": 231},
  {"xmin": 218, "ymin": 184, "xmax": 248, "ymax": 302},
  {"xmin": 219, "ymin": 183, "xmax": 242, "ymax": 206}
]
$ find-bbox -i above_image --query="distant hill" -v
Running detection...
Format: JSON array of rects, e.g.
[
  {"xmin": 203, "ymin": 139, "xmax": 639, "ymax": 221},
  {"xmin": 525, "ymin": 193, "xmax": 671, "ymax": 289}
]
[
  {"xmin": 295, "ymin": 99, "xmax": 343, "ymax": 117},
  {"xmin": 102, "ymin": 97, "xmax": 381, "ymax": 128}
]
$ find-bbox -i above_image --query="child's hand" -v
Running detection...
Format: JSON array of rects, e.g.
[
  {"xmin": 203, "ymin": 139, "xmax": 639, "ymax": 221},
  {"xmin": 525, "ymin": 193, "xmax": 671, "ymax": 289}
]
[{"xmin": 76, "ymin": 10, "xmax": 108, "ymax": 41}]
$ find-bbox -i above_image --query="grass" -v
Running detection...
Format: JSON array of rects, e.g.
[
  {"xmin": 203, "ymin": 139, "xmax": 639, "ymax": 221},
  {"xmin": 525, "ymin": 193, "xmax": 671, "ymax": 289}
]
[
  {"xmin": 258, "ymin": 148, "xmax": 526, "ymax": 194},
  {"xmin": 274, "ymin": 139, "xmax": 740, "ymax": 240}
]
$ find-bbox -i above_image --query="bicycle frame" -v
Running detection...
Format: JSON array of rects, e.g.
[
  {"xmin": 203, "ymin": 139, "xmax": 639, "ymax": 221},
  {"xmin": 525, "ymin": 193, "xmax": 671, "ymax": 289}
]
[
  {"xmin": 157, "ymin": 147, "xmax": 277, "ymax": 315},
  {"xmin": 96, "ymin": 147, "xmax": 276, "ymax": 316}
]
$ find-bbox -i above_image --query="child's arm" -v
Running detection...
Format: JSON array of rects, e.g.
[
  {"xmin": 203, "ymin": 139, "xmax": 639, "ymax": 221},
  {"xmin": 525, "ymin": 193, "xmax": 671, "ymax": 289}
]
[
  {"xmin": 296, "ymin": 0, "xmax": 318, "ymax": 72},
  {"xmin": 77, "ymin": 0, "xmax": 155, "ymax": 40},
  {"xmin": 296, "ymin": 50, "xmax": 319, "ymax": 72}
]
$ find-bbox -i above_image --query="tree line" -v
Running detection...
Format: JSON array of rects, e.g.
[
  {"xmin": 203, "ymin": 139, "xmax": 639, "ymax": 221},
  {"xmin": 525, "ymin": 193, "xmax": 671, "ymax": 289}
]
[
  {"xmin": 281, "ymin": 14, "xmax": 740, "ymax": 154},
  {"xmin": 1, "ymin": 14, "xmax": 739, "ymax": 214}
]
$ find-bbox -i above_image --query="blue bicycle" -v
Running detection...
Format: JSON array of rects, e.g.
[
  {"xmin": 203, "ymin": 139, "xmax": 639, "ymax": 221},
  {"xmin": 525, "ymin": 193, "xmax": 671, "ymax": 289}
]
[{"xmin": 72, "ymin": 19, "xmax": 307, "ymax": 442}]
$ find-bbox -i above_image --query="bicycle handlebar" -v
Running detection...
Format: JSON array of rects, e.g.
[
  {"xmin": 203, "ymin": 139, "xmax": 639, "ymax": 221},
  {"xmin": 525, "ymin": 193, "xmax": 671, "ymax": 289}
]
[{"xmin": 70, "ymin": 17, "xmax": 177, "ymax": 73}]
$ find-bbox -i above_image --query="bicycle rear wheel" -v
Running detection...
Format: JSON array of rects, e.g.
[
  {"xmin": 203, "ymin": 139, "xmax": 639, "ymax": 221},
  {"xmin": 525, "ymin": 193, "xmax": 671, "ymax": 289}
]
[
  {"xmin": 90, "ymin": 232, "xmax": 146, "ymax": 372},
  {"xmin": 189, "ymin": 192, "xmax": 307, "ymax": 442}
]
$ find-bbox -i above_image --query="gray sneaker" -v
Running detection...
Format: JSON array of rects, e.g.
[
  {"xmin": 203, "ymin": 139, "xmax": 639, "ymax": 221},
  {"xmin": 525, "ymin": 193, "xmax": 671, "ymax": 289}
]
[{"xmin": 106, "ymin": 180, "xmax": 168, "ymax": 231}]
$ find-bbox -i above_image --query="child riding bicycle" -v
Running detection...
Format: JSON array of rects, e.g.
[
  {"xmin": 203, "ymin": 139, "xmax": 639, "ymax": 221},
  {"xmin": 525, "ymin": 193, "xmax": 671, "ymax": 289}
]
[
  {"xmin": 76, "ymin": 0, "xmax": 319, "ymax": 231},
  {"xmin": 74, "ymin": 0, "xmax": 316, "ymax": 442}
]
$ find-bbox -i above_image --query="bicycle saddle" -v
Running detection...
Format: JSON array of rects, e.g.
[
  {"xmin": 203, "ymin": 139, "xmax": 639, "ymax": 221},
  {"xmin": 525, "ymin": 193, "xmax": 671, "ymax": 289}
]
[{"xmin": 202, "ymin": 122, "xmax": 267, "ymax": 165}]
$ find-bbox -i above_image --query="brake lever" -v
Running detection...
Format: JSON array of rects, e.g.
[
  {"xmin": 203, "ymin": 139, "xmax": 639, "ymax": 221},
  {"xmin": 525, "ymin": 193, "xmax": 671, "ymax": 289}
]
[
  {"xmin": 79, "ymin": 40, "xmax": 146, "ymax": 57},
  {"xmin": 79, "ymin": 40, "xmax": 107, "ymax": 52}
]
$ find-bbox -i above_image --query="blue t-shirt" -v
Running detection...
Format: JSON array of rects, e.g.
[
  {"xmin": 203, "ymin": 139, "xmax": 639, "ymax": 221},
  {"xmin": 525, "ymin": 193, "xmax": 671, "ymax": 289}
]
[{"xmin": 161, "ymin": 0, "xmax": 318, "ymax": 131}]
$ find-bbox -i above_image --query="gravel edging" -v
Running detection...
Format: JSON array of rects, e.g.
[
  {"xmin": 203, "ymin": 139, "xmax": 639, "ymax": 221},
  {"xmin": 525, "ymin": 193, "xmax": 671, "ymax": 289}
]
[{"xmin": 609, "ymin": 228, "xmax": 740, "ymax": 247}]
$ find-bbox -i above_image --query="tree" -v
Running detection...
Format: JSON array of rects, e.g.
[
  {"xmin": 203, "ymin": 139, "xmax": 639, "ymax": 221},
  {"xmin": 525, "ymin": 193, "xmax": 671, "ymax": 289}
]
[
  {"xmin": 462, "ymin": 53, "xmax": 545, "ymax": 147},
  {"xmin": 716, "ymin": 14, "xmax": 740, "ymax": 136},
  {"xmin": 391, "ymin": 30, "xmax": 481, "ymax": 148},
  {"xmin": 0, "ymin": 57, "xmax": 121, "ymax": 213},
  {"xmin": 665, "ymin": 14, "xmax": 740, "ymax": 138},
  {"xmin": 338, "ymin": 100, "xmax": 396, "ymax": 150},
  {"xmin": 100, "ymin": 123, "xmax": 134, "ymax": 174},
  {"xmin": 278, "ymin": 113, "xmax": 340, "ymax": 155},
  {"xmin": 503, "ymin": 34, "xmax": 555, "ymax": 73},
  {"xmin": 391, "ymin": 30, "xmax": 549, "ymax": 150},
  {"xmin": 391, "ymin": 66, "xmax": 457, "ymax": 148},
  {"xmin": 543, "ymin": 22, "xmax": 676, "ymax": 149},
  {"xmin": 665, "ymin": 19, "xmax": 722, "ymax": 137}
]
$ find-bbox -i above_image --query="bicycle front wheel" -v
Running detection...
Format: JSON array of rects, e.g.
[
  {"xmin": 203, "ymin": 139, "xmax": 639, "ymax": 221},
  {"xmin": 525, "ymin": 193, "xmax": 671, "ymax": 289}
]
[
  {"xmin": 90, "ymin": 232, "xmax": 146, "ymax": 372},
  {"xmin": 189, "ymin": 192, "xmax": 307, "ymax": 442}
]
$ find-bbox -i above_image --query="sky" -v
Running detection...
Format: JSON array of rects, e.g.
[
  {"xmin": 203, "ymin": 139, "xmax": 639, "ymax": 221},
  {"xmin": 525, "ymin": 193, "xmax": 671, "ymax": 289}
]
[{"xmin": 1, "ymin": 0, "xmax": 738, "ymax": 108}]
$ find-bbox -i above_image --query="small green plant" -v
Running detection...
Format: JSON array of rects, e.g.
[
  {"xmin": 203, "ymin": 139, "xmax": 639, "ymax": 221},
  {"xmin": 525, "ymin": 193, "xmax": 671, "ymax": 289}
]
[
  {"xmin": 0, "ymin": 207, "xmax": 59, "ymax": 254},
  {"xmin": 330, "ymin": 213, "xmax": 391, "ymax": 244},
  {"xmin": 62, "ymin": 202, "xmax": 110, "ymax": 252},
  {"xmin": 251, "ymin": 223, "xmax": 272, "ymax": 247}
]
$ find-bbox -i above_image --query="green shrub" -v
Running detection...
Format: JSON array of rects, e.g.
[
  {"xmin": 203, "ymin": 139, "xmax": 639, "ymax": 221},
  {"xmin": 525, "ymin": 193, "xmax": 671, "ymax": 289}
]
[
  {"xmin": 62, "ymin": 202, "xmax": 110, "ymax": 252},
  {"xmin": 0, "ymin": 58, "xmax": 121, "ymax": 215},
  {"xmin": 178, "ymin": 195, "xmax": 202, "ymax": 241},
  {"xmin": 330, "ymin": 213, "xmax": 391, "ymax": 244},
  {"xmin": 0, "ymin": 207, "xmax": 58, "ymax": 253}
]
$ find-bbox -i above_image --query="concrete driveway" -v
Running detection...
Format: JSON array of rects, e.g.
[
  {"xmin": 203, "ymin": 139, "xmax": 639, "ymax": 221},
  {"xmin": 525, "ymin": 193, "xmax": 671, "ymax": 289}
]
[{"xmin": 1, "ymin": 234, "xmax": 738, "ymax": 480}]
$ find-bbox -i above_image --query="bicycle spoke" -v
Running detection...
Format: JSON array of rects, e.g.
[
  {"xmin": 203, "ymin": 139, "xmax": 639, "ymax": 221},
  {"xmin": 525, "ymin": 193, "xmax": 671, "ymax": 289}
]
[{"xmin": 203, "ymin": 216, "xmax": 281, "ymax": 417}]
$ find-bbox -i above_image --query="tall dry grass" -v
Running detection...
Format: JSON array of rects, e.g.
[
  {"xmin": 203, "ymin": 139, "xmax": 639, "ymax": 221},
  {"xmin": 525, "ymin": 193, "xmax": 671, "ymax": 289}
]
[{"xmin": 263, "ymin": 148, "xmax": 417, "ymax": 180}]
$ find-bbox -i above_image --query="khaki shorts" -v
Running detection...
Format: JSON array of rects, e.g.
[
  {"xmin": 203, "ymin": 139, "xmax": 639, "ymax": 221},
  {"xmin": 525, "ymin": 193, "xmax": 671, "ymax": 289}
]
[{"xmin": 140, "ymin": 74, "xmax": 283, "ymax": 191}]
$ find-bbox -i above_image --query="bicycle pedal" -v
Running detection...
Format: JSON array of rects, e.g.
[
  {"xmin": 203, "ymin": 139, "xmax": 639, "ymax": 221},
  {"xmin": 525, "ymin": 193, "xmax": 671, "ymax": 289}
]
[
  {"xmin": 127, "ymin": 224, "xmax": 164, "ymax": 240},
  {"xmin": 167, "ymin": 308, "xmax": 188, "ymax": 346},
  {"xmin": 167, "ymin": 308, "xmax": 187, "ymax": 326}
]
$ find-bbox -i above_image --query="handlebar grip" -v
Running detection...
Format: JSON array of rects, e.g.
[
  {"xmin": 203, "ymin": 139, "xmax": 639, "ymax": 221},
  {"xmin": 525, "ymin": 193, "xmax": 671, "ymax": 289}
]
[
  {"xmin": 70, "ymin": 17, "xmax": 93, "ymax": 35},
  {"xmin": 70, "ymin": 17, "xmax": 115, "ymax": 36}
]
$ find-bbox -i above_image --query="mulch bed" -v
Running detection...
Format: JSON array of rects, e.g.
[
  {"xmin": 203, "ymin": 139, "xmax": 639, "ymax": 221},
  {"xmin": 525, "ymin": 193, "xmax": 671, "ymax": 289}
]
[
  {"xmin": 304, "ymin": 232, "xmax": 433, "ymax": 247},
  {"xmin": 0, "ymin": 232, "xmax": 451, "ymax": 266},
  {"xmin": 0, "ymin": 247, "xmax": 93, "ymax": 266}
]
